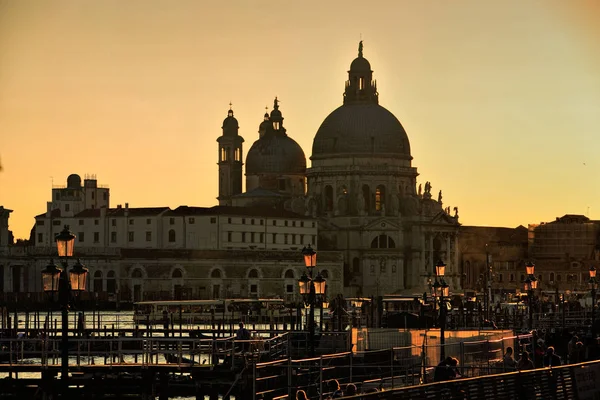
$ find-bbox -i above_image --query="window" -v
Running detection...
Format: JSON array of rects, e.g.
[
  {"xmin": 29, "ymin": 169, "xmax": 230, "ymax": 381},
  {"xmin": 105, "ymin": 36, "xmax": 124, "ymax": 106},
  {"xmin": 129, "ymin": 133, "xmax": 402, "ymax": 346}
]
[
  {"xmin": 380, "ymin": 264, "xmax": 386, "ymax": 273},
  {"xmin": 251, "ymin": 232, "xmax": 255, "ymax": 243},
  {"xmin": 37, "ymin": 220, "xmax": 45, "ymax": 226},
  {"xmin": 227, "ymin": 232, "xmax": 232, "ymax": 241},
  {"xmin": 498, "ymin": 273, "xmax": 503, "ymax": 282},
  {"xmin": 93, "ymin": 270, "xmax": 102, "ymax": 293},
  {"xmin": 292, "ymin": 235, "xmax": 296, "ymax": 245},
  {"xmin": 242, "ymin": 232, "xmax": 246, "ymax": 243},
  {"xmin": 549, "ymin": 272, "xmax": 555, "ymax": 282},
  {"xmin": 557, "ymin": 274, "xmax": 562, "ymax": 282},
  {"xmin": 53, "ymin": 220, "xmax": 61, "ymax": 226},
  {"xmin": 272, "ymin": 233, "xmax": 277, "ymax": 244},
  {"xmin": 228, "ymin": 218, "xmax": 232, "ymax": 224},
  {"xmin": 91, "ymin": 192, "xmax": 95, "ymax": 199},
  {"xmin": 93, "ymin": 232, "xmax": 99, "ymax": 243},
  {"xmin": 375, "ymin": 185, "xmax": 386, "ymax": 211},
  {"xmin": 273, "ymin": 220, "xmax": 276, "ymax": 226},
  {"xmin": 324, "ymin": 185, "xmax": 334, "ymax": 211},
  {"xmin": 286, "ymin": 284, "xmax": 294, "ymax": 293},
  {"xmin": 242, "ymin": 218, "xmax": 246, "ymax": 224},
  {"xmin": 210, "ymin": 217, "xmax": 217, "ymax": 224},
  {"xmin": 370, "ymin": 265, "xmax": 375, "ymax": 275},
  {"xmin": 285, "ymin": 269, "xmax": 295, "ymax": 279},
  {"xmin": 250, "ymin": 284, "xmax": 258, "ymax": 294},
  {"xmin": 172, "ymin": 269, "xmax": 183, "ymax": 278},
  {"xmin": 284, "ymin": 234, "xmax": 289, "ymax": 244},
  {"xmin": 128, "ymin": 232, "xmax": 134, "ymax": 242},
  {"xmin": 251, "ymin": 219, "xmax": 255, "ymax": 225},
  {"xmin": 146, "ymin": 231, "xmax": 152, "ymax": 241},
  {"xmin": 301, "ymin": 222, "xmax": 304, "ymax": 228},
  {"xmin": 94, "ymin": 219, "xmax": 99, "ymax": 225},
  {"xmin": 510, "ymin": 273, "xmax": 515, "ymax": 282},
  {"xmin": 78, "ymin": 219, "xmax": 84, "ymax": 225},
  {"xmin": 112, "ymin": 219, "xmax": 116, "ymax": 227},
  {"xmin": 249, "ymin": 269, "xmax": 259, "ymax": 278},
  {"xmin": 106, "ymin": 271, "xmax": 116, "ymax": 294},
  {"xmin": 170, "ymin": 218, "xmax": 175, "ymax": 225},
  {"xmin": 260, "ymin": 220, "xmax": 264, "ymax": 225},
  {"xmin": 79, "ymin": 232, "xmax": 85, "ymax": 243},
  {"xmin": 285, "ymin": 221, "xmax": 288, "ymax": 227},
  {"xmin": 146, "ymin": 219, "xmax": 151, "ymax": 225},
  {"xmin": 132, "ymin": 269, "xmax": 143, "ymax": 278},
  {"xmin": 312, "ymin": 222, "xmax": 315, "ymax": 228},
  {"xmin": 370, "ymin": 234, "xmax": 396, "ymax": 249},
  {"xmin": 129, "ymin": 219, "xmax": 134, "ymax": 225},
  {"xmin": 65, "ymin": 204, "xmax": 70, "ymax": 212},
  {"xmin": 260, "ymin": 233, "xmax": 264, "ymax": 243},
  {"xmin": 38, "ymin": 233, "xmax": 43, "ymax": 243},
  {"xmin": 211, "ymin": 269, "xmax": 222, "ymax": 279},
  {"xmin": 352, "ymin": 258, "xmax": 360, "ymax": 274},
  {"xmin": 168, "ymin": 229, "xmax": 176, "ymax": 242},
  {"xmin": 392, "ymin": 265, "xmax": 397, "ymax": 273},
  {"xmin": 292, "ymin": 221, "xmax": 296, "ymax": 227},
  {"xmin": 103, "ymin": 192, "xmax": 107, "ymax": 200},
  {"xmin": 111, "ymin": 232, "xmax": 117, "ymax": 243},
  {"xmin": 189, "ymin": 217, "xmax": 195, "ymax": 224}
]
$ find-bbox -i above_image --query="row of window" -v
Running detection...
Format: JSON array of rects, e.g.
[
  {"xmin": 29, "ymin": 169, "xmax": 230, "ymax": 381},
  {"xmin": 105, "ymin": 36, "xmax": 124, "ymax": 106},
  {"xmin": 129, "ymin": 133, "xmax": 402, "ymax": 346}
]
[
  {"xmin": 40, "ymin": 217, "xmax": 315, "ymax": 228},
  {"xmin": 37, "ymin": 230, "xmax": 178, "ymax": 244},
  {"xmin": 369, "ymin": 264, "xmax": 398, "ymax": 274},
  {"xmin": 226, "ymin": 232, "xmax": 316, "ymax": 245},
  {"xmin": 496, "ymin": 272, "xmax": 590, "ymax": 284}
]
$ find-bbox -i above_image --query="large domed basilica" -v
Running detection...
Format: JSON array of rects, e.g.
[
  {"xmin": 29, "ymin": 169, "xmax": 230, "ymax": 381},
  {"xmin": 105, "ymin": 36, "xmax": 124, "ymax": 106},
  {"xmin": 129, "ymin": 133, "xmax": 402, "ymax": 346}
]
[{"xmin": 217, "ymin": 42, "xmax": 461, "ymax": 295}]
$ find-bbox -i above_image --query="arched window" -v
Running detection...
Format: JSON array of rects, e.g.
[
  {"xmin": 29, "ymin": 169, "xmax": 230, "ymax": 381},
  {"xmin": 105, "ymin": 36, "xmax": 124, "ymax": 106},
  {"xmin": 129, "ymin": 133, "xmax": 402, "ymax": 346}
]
[
  {"xmin": 168, "ymin": 229, "xmax": 176, "ymax": 243},
  {"xmin": 375, "ymin": 185, "xmax": 386, "ymax": 211},
  {"xmin": 106, "ymin": 270, "xmax": 116, "ymax": 294},
  {"xmin": 320, "ymin": 270, "xmax": 329, "ymax": 279},
  {"xmin": 211, "ymin": 269, "xmax": 222, "ymax": 279},
  {"xmin": 352, "ymin": 257, "xmax": 360, "ymax": 274},
  {"xmin": 284, "ymin": 269, "xmax": 295, "ymax": 279},
  {"xmin": 520, "ymin": 274, "xmax": 525, "ymax": 282},
  {"xmin": 93, "ymin": 270, "xmax": 103, "ymax": 293},
  {"xmin": 248, "ymin": 269, "xmax": 259, "ymax": 278},
  {"xmin": 172, "ymin": 269, "xmax": 183, "ymax": 278},
  {"xmin": 324, "ymin": 185, "xmax": 334, "ymax": 212},
  {"xmin": 556, "ymin": 274, "xmax": 562, "ymax": 282},
  {"xmin": 549, "ymin": 272, "xmax": 555, "ymax": 282},
  {"xmin": 132, "ymin": 269, "xmax": 143, "ymax": 278},
  {"xmin": 370, "ymin": 234, "xmax": 395, "ymax": 249},
  {"xmin": 362, "ymin": 185, "xmax": 370, "ymax": 212}
]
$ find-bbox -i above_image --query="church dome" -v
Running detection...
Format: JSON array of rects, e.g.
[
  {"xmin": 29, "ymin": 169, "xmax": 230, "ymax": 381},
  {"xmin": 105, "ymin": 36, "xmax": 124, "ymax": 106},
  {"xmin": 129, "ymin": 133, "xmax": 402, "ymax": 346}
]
[
  {"xmin": 312, "ymin": 104, "xmax": 411, "ymax": 159},
  {"xmin": 247, "ymin": 97, "xmax": 306, "ymax": 175},
  {"xmin": 246, "ymin": 134, "xmax": 306, "ymax": 174},
  {"xmin": 311, "ymin": 42, "xmax": 411, "ymax": 160}
]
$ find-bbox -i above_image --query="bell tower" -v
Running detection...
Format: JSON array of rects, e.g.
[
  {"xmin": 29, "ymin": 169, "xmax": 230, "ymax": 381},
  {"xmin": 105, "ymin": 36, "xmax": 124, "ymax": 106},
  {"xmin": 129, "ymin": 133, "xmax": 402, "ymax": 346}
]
[{"xmin": 217, "ymin": 105, "xmax": 244, "ymax": 205}]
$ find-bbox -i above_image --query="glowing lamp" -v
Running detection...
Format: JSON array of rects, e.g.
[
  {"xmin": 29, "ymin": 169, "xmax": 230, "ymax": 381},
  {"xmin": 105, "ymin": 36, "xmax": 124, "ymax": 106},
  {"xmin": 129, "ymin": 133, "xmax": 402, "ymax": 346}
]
[
  {"xmin": 435, "ymin": 260, "xmax": 446, "ymax": 277},
  {"xmin": 69, "ymin": 259, "xmax": 88, "ymax": 292},
  {"xmin": 55, "ymin": 225, "xmax": 76, "ymax": 258},
  {"xmin": 302, "ymin": 245, "xmax": 317, "ymax": 268},
  {"xmin": 42, "ymin": 261, "xmax": 61, "ymax": 293}
]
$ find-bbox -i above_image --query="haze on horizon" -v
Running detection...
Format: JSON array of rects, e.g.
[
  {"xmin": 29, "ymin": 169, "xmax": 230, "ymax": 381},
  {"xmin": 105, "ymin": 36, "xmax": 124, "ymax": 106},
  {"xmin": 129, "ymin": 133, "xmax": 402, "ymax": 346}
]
[{"xmin": 1, "ymin": 0, "xmax": 599, "ymax": 240}]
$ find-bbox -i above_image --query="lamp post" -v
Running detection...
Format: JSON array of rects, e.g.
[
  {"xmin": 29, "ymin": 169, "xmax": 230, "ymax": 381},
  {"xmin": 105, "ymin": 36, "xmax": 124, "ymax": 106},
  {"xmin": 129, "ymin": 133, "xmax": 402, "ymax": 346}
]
[
  {"xmin": 435, "ymin": 260, "xmax": 450, "ymax": 360},
  {"xmin": 298, "ymin": 245, "xmax": 326, "ymax": 356},
  {"xmin": 524, "ymin": 262, "xmax": 537, "ymax": 330},
  {"xmin": 42, "ymin": 226, "xmax": 88, "ymax": 382},
  {"xmin": 589, "ymin": 266, "xmax": 597, "ymax": 339}
]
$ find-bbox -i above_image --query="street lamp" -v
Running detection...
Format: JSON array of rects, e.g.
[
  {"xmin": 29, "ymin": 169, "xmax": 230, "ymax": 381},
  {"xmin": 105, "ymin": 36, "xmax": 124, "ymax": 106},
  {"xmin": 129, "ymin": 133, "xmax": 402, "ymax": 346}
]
[
  {"xmin": 298, "ymin": 245, "xmax": 326, "ymax": 356},
  {"xmin": 435, "ymin": 260, "xmax": 450, "ymax": 359},
  {"xmin": 589, "ymin": 266, "xmax": 597, "ymax": 339},
  {"xmin": 42, "ymin": 225, "xmax": 88, "ymax": 381}
]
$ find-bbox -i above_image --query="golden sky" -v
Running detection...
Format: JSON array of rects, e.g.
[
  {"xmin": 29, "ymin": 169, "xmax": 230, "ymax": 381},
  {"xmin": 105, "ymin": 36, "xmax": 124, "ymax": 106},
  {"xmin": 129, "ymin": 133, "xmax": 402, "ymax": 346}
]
[{"xmin": 1, "ymin": 0, "xmax": 600, "ymax": 239}]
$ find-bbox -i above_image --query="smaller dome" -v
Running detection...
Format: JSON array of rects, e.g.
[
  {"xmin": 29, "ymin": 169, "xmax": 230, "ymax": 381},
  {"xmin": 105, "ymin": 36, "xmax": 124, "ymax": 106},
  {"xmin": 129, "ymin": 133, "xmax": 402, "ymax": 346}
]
[
  {"xmin": 222, "ymin": 109, "xmax": 239, "ymax": 137},
  {"xmin": 67, "ymin": 174, "xmax": 81, "ymax": 188},
  {"xmin": 350, "ymin": 56, "xmax": 371, "ymax": 72}
]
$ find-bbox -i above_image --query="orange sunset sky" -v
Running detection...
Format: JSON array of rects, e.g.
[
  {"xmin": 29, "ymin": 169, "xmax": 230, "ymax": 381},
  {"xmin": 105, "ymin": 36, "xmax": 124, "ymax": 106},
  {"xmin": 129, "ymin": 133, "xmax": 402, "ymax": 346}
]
[{"xmin": 1, "ymin": 0, "xmax": 599, "ymax": 240}]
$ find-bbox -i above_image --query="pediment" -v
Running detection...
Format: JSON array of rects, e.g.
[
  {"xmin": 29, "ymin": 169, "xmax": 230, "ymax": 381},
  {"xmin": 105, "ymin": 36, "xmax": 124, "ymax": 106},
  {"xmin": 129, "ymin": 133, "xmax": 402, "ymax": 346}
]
[
  {"xmin": 429, "ymin": 211, "xmax": 460, "ymax": 226},
  {"xmin": 363, "ymin": 217, "xmax": 402, "ymax": 231}
]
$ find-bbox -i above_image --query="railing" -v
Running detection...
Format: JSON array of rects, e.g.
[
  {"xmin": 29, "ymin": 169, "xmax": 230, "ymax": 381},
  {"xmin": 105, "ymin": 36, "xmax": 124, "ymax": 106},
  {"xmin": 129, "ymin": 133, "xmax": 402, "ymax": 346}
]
[
  {"xmin": 336, "ymin": 359, "xmax": 600, "ymax": 399},
  {"xmin": 0, "ymin": 333, "xmax": 292, "ymax": 370}
]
